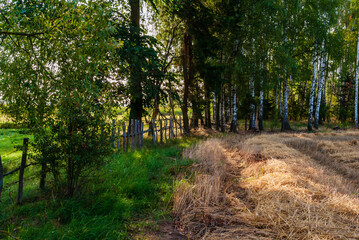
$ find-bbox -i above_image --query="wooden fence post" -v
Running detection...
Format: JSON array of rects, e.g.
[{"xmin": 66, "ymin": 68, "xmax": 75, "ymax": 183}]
[
  {"xmin": 152, "ymin": 118, "xmax": 156, "ymax": 144},
  {"xmin": 112, "ymin": 119, "xmax": 116, "ymax": 148},
  {"xmin": 169, "ymin": 118, "xmax": 171, "ymax": 139},
  {"xmin": 175, "ymin": 117, "xmax": 178, "ymax": 137},
  {"xmin": 170, "ymin": 117, "xmax": 174, "ymax": 139},
  {"xmin": 117, "ymin": 122, "xmax": 121, "ymax": 151},
  {"xmin": 0, "ymin": 155, "xmax": 3, "ymax": 201},
  {"xmin": 18, "ymin": 138, "xmax": 29, "ymax": 205},
  {"xmin": 126, "ymin": 124, "xmax": 129, "ymax": 152},
  {"xmin": 179, "ymin": 116, "xmax": 183, "ymax": 135},
  {"xmin": 123, "ymin": 123, "xmax": 127, "ymax": 152},
  {"xmin": 141, "ymin": 121, "xmax": 144, "ymax": 148},
  {"xmin": 131, "ymin": 119, "xmax": 134, "ymax": 150},
  {"xmin": 165, "ymin": 119, "xmax": 167, "ymax": 141},
  {"xmin": 160, "ymin": 119, "xmax": 163, "ymax": 143},
  {"xmin": 154, "ymin": 120, "xmax": 158, "ymax": 144},
  {"xmin": 134, "ymin": 120, "xmax": 138, "ymax": 150}
]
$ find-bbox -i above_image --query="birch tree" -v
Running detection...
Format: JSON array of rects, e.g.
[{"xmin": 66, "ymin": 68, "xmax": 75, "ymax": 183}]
[
  {"xmin": 314, "ymin": 46, "xmax": 327, "ymax": 129},
  {"xmin": 355, "ymin": 31, "xmax": 359, "ymax": 128},
  {"xmin": 308, "ymin": 46, "xmax": 318, "ymax": 131},
  {"xmin": 230, "ymin": 88, "xmax": 238, "ymax": 132}
]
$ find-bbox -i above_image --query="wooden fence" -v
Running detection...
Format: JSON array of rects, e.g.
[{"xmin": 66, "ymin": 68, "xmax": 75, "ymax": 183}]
[
  {"xmin": 112, "ymin": 116, "xmax": 183, "ymax": 152},
  {"xmin": 0, "ymin": 138, "xmax": 31, "ymax": 204}
]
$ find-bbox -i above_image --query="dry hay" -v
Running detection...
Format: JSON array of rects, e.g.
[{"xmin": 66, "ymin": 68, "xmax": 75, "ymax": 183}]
[{"xmin": 174, "ymin": 131, "xmax": 359, "ymax": 239}]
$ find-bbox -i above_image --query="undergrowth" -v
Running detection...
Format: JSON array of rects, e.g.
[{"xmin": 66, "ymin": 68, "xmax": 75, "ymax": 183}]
[{"xmin": 0, "ymin": 130, "xmax": 196, "ymax": 240}]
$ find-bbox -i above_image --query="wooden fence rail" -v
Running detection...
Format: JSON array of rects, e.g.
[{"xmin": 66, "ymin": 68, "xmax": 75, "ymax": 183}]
[{"xmin": 112, "ymin": 116, "xmax": 183, "ymax": 152}]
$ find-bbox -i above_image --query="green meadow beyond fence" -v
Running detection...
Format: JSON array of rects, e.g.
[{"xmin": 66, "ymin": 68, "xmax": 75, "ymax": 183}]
[{"xmin": 0, "ymin": 138, "xmax": 33, "ymax": 204}]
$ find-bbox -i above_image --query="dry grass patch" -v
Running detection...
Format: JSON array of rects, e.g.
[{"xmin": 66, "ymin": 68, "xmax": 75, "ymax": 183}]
[{"xmin": 174, "ymin": 132, "xmax": 359, "ymax": 239}]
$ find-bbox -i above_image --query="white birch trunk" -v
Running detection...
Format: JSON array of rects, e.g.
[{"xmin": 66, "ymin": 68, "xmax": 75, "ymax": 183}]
[
  {"xmin": 308, "ymin": 45, "xmax": 317, "ymax": 131},
  {"xmin": 314, "ymin": 46, "xmax": 326, "ymax": 129},
  {"xmin": 259, "ymin": 79, "xmax": 264, "ymax": 130},
  {"xmin": 250, "ymin": 76, "xmax": 256, "ymax": 130},
  {"xmin": 279, "ymin": 81, "xmax": 282, "ymax": 116},
  {"xmin": 275, "ymin": 82, "xmax": 278, "ymax": 114},
  {"xmin": 213, "ymin": 92, "xmax": 216, "ymax": 123},
  {"xmin": 233, "ymin": 92, "xmax": 237, "ymax": 121},
  {"xmin": 222, "ymin": 91, "xmax": 225, "ymax": 132},
  {"xmin": 231, "ymin": 89, "xmax": 238, "ymax": 132},
  {"xmin": 281, "ymin": 75, "xmax": 290, "ymax": 130},
  {"xmin": 355, "ymin": 31, "xmax": 359, "ymax": 128}
]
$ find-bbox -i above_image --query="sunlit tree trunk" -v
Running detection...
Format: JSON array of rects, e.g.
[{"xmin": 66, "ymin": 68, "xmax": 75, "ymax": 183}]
[
  {"xmin": 259, "ymin": 77, "xmax": 264, "ymax": 131},
  {"xmin": 315, "ymin": 47, "xmax": 326, "ymax": 129},
  {"xmin": 281, "ymin": 8, "xmax": 291, "ymax": 131},
  {"xmin": 308, "ymin": 45, "xmax": 317, "ymax": 131},
  {"xmin": 230, "ymin": 87, "xmax": 238, "ymax": 132},
  {"xmin": 221, "ymin": 89, "xmax": 225, "ymax": 132},
  {"xmin": 213, "ymin": 92, "xmax": 216, "ymax": 124},
  {"xmin": 216, "ymin": 91, "xmax": 220, "ymax": 130},
  {"xmin": 182, "ymin": 32, "xmax": 191, "ymax": 133},
  {"xmin": 204, "ymin": 81, "xmax": 211, "ymax": 128},
  {"xmin": 250, "ymin": 75, "xmax": 255, "ymax": 130},
  {"xmin": 355, "ymin": 31, "xmax": 359, "ymax": 128},
  {"xmin": 281, "ymin": 75, "xmax": 291, "ymax": 131},
  {"xmin": 279, "ymin": 81, "xmax": 282, "ymax": 116}
]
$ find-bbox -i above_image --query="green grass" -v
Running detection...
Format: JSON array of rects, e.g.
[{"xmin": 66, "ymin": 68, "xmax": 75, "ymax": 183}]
[
  {"xmin": 0, "ymin": 133, "xmax": 196, "ymax": 240},
  {"xmin": 0, "ymin": 129, "xmax": 32, "ymax": 172}
]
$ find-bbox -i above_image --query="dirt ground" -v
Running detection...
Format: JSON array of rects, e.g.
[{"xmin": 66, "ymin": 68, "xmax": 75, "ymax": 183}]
[{"xmin": 172, "ymin": 130, "xmax": 359, "ymax": 239}]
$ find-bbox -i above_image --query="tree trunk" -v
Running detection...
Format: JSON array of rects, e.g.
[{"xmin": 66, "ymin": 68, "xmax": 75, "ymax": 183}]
[
  {"xmin": 308, "ymin": 45, "xmax": 317, "ymax": 131},
  {"xmin": 129, "ymin": 0, "xmax": 142, "ymax": 123},
  {"xmin": 190, "ymin": 79, "xmax": 200, "ymax": 128},
  {"xmin": 259, "ymin": 78, "xmax": 264, "ymax": 131},
  {"xmin": 250, "ymin": 76, "xmax": 256, "ymax": 130},
  {"xmin": 230, "ymin": 88, "xmax": 238, "ymax": 132},
  {"xmin": 281, "ymin": 75, "xmax": 292, "ymax": 131},
  {"xmin": 216, "ymin": 92, "xmax": 220, "ymax": 130},
  {"xmin": 274, "ymin": 79, "xmax": 279, "ymax": 114},
  {"xmin": 221, "ymin": 90, "xmax": 225, "ymax": 132},
  {"xmin": 315, "ymin": 48, "xmax": 326, "ymax": 129},
  {"xmin": 355, "ymin": 31, "xmax": 359, "ymax": 128},
  {"xmin": 213, "ymin": 92, "xmax": 216, "ymax": 125},
  {"xmin": 279, "ymin": 81, "xmax": 282, "ymax": 117},
  {"xmin": 182, "ymin": 32, "xmax": 191, "ymax": 134},
  {"xmin": 204, "ymin": 81, "xmax": 211, "ymax": 128}
]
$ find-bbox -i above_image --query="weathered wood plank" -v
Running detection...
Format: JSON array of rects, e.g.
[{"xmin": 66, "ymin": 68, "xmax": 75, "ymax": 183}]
[
  {"xmin": 123, "ymin": 123, "xmax": 126, "ymax": 152},
  {"xmin": 160, "ymin": 119, "xmax": 163, "ymax": 143}
]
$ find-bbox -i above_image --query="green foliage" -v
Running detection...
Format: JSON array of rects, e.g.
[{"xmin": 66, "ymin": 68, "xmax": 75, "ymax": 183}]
[
  {"xmin": 0, "ymin": 0, "xmax": 117, "ymax": 195},
  {"xmin": 0, "ymin": 137, "xmax": 196, "ymax": 240}
]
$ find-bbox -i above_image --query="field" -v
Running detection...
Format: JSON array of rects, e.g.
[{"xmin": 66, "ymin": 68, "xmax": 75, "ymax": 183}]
[{"xmin": 174, "ymin": 130, "xmax": 359, "ymax": 239}]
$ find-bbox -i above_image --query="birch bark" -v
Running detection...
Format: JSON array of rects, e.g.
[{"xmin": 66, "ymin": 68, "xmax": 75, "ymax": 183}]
[
  {"xmin": 308, "ymin": 45, "xmax": 317, "ymax": 131},
  {"xmin": 314, "ymin": 46, "xmax": 326, "ymax": 129},
  {"xmin": 231, "ymin": 89, "xmax": 238, "ymax": 132},
  {"xmin": 259, "ymin": 71, "xmax": 264, "ymax": 131},
  {"xmin": 250, "ymin": 75, "xmax": 256, "ymax": 130},
  {"xmin": 355, "ymin": 31, "xmax": 359, "ymax": 128}
]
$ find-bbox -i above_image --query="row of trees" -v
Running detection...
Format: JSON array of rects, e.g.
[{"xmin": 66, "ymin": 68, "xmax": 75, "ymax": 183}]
[{"xmin": 0, "ymin": 0, "xmax": 358, "ymax": 195}]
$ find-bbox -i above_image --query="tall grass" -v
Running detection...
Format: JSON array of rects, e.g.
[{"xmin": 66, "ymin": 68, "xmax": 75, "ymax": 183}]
[{"xmin": 0, "ymin": 132, "xmax": 195, "ymax": 240}]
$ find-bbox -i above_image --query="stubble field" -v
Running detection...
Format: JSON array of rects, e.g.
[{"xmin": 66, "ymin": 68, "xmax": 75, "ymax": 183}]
[{"xmin": 174, "ymin": 130, "xmax": 359, "ymax": 239}]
